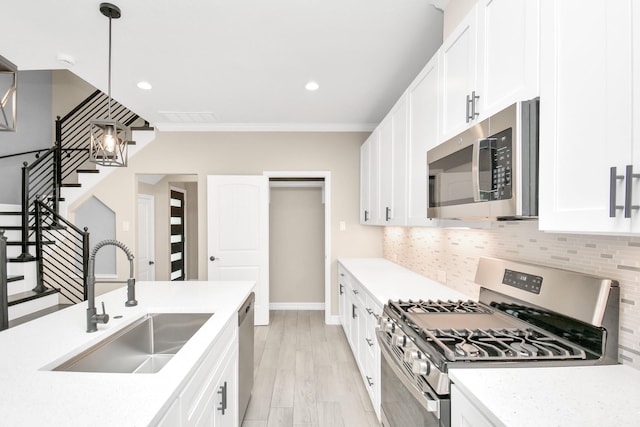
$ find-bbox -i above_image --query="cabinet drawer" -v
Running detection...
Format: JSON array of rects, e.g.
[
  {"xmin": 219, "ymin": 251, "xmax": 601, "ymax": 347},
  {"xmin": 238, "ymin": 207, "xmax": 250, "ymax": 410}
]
[{"xmin": 182, "ymin": 316, "xmax": 238, "ymax": 425}]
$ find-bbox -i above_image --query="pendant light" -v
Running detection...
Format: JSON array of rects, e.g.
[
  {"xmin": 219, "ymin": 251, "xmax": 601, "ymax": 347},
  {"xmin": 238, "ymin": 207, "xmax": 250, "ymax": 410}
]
[
  {"xmin": 89, "ymin": 2, "xmax": 129, "ymax": 167},
  {"xmin": 0, "ymin": 54, "xmax": 17, "ymax": 132}
]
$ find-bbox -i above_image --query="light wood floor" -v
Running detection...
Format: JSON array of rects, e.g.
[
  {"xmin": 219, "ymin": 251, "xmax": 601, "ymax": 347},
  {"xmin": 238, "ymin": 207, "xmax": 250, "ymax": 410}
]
[{"xmin": 242, "ymin": 310, "xmax": 380, "ymax": 427}]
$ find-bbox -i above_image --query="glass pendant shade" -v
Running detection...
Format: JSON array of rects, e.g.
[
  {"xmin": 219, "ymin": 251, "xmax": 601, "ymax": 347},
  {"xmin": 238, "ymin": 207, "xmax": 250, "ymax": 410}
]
[
  {"xmin": 0, "ymin": 55, "xmax": 17, "ymax": 132},
  {"xmin": 89, "ymin": 119, "xmax": 129, "ymax": 167}
]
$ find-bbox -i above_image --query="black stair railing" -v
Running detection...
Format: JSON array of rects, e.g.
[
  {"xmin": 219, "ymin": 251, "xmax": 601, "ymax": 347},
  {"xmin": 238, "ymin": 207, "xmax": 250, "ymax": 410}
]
[
  {"xmin": 56, "ymin": 89, "xmax": 140, "ymax": 184},
  {"xmin": 1, "ymin": 230, "xmax": 8, "ymax": 330},
  {"xmin": 35, "ymin": 200, "xmax": 89, "ymax": 304},
  {"xmin": 19, "ymin": 146, "xmax": 58, "ymax": 260}
]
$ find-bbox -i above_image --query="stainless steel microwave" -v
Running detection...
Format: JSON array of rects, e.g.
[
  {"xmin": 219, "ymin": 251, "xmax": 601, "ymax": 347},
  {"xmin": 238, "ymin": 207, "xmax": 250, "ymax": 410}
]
[{"xmin": 427, "ymin": 98, "xmax": 539, "ymax": 220}]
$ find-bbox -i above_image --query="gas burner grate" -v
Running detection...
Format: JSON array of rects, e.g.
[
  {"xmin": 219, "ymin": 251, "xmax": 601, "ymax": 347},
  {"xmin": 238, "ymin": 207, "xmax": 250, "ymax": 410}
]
[
  {"xmin": 391, "ymin": 299, "xmax": 493, "ymax": 314},
  {"xmin": 423, "ymin": 327, "xmax": 587, "ymax": 362}
]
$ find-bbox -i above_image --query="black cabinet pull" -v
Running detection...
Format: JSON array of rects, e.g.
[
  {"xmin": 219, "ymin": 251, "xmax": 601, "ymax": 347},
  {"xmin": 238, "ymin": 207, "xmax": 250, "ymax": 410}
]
[
  {"xmin": 366, "ymin": 338, "xmax": 374, "ymax": 347},
  {"xmin": 364, "ymin": 210, "xmax": 369, "ymax": 222},
  {"xmin": 352, "ymin": 303, "xmax": 357, "ymax": 319},
  {"xmin": 339, "ymin": 284, "xmax": 344, "ymax": 295},
  {"xmin": 352, "ymin": 289, "xmax": 359, "ymax": 295},
  {"xmin": 217, "ymin": 381, "xmax": 227, "ymax": 415},
  {"xmin": 385, "ymin": 206, "xmax": 391, "ymax": 221},
  {"xmin": 366, "ymin": 376, "xmax": 374, "ymax": 387}
]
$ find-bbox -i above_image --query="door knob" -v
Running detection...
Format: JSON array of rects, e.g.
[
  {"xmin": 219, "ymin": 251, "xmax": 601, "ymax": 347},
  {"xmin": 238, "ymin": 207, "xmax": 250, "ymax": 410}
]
[
  {"xmin": 210, "ymin": 256, "xmax": 216, "ymax": 261},
  {"xmin": 148, "ymin": 261, "xmax": 155, "ymax": 265}
]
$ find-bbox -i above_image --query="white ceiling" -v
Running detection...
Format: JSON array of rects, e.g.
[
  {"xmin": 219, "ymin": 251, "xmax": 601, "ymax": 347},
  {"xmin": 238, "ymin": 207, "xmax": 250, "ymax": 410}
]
[{"xmin": 3, "ymin": 0, "xmax": 444, "ymax": 131}]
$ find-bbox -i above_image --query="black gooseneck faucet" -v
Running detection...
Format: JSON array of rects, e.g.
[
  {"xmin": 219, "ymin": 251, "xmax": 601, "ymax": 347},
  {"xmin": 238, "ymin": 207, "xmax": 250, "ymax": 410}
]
[{"xmin": 86, "ymin": 239, "xmax": 137, "ymax": 332}]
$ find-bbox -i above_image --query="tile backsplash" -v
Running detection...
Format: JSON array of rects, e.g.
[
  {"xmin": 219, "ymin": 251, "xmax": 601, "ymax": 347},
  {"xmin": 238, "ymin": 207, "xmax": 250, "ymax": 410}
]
[{"xmin": 383, "ymin": 221, "xmax": 640, "ymax": 370}]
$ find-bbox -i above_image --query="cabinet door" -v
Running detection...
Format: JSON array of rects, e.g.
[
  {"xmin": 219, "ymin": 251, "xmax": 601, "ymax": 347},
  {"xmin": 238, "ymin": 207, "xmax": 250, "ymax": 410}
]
[
  {"xmin": 389, "ymin": 96, "xmax": 408, "ymax": 226},
  {"xmin": 440, "ymin": 6, "xmax": 478, "ymax": 140},
  {"xmin": 338, "ymin": 266, "xmax": 349, "ymax": 336},
  {"xmin": 361, "ymin": 130, "xmax": 381, "ymax": 225},
  {"xmin": 360, "ymin": 139, "xmax": 371, "ymax": 224},
  {"xmin": 476, "ymin": 0, "xmax": 539, "ymax": 117},
  {"xmin": 212, "ymin": 347, "xmax": 238, "ymax": 427},
  {"xmin": 451, "ymin": 385, "xmax": 495, "ymax": 427},
  {"xmin": 538, "ymin": 0, "xmax": 633, "ymax": 233},
  {"xmin": 378, "ymin": 115, "xmax": 394, "ymax": 224},
  {"xmin": 407, "ymin": 55, "xmax": 440, "ymax": 226},
  {"xmin": 631, "ymin": 3, "xmax": 640, "ymax": 233}
]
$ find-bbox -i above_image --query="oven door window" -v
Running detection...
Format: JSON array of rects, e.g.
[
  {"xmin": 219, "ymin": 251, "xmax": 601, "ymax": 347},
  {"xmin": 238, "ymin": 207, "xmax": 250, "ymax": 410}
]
[
  {"xmin": 428, "ymin": 145, "xmax": 474, "ymax": 208},
  {"xmin": 380, "ymin": 351, "xmax": 448, "ymax": 427}
]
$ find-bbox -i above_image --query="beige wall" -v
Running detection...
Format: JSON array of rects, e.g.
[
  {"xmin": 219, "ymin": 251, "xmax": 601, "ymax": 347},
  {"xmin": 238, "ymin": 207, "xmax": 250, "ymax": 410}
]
[
  {"xmin": 51, "ymin": 70, "xmax": 95, "ymax": 129},
  {"xmin": 70, "ymin": 131, "xmax": 383, "ymax": 315},
  {"xmin": 270, "ymin": 186, "xmax": 324, "ymax": 304},
  {"xmin": 443, "ymin": 0, "xmax": 476, "ymax": 40}
]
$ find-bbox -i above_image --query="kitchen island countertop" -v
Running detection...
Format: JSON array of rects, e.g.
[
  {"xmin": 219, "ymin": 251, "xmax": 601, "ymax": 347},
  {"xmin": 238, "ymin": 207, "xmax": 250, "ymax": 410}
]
[
  {"xmin": 449, "ymin": 364, "xmax": 640, "ymax": 426},
  {"xmin": 0, "ymin": 280, "xmax": 254, "ymax": 426}
]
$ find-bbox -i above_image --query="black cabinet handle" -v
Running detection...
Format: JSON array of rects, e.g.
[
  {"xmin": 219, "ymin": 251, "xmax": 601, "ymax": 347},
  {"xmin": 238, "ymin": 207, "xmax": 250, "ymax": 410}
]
[
  {"xmin": 385, "ymin": 206, "xmax": 391, "ymax": 221},
  {"xmin": 366, "ymin": 308, "xmax": 373, "ymax": 315},
  {"xmin": 352, "ymin": 303, "xmax": 357, "ymax": 319},
  {"xmin": 366, "ymin": 376, "xmax": 374, "ymax": 387},
  {"xmin": 339, "ymin": 284, "xmax": 344, "ymax": 295},
  {"xmin": 217, "ymin": 381, "xmax": 227, "ymax": 415},
  {"xmin": 352, "ymin": 289, "xmax": 359, "ymax": 295},
  {"xmin": 364, "ymin": 210, "xmax": 369, "ymax": 222},
  {"xmin": 366, "ymin": 338, "xmax": 374, "ymax": 347},
  {"xmin": 624, "ymin": 165, "xmax": 640, "ymax": 218}
]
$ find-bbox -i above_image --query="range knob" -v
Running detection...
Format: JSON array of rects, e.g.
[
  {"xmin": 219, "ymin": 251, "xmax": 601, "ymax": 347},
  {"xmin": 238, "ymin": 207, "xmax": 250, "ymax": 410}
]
[
  {"xmin": 411, "ymin": 358, "xmax": 431, "ymax": 376},
  {"xmin": 391, "ymin": 334, "xmax": 408, "ymax": 347},
  {"xmin": 379, "ymin": 318, "xmax": 395, "ymax": 333},
  {"xmin": 403, "ymin": 349, "xmax": 421, "ymax": 364}
]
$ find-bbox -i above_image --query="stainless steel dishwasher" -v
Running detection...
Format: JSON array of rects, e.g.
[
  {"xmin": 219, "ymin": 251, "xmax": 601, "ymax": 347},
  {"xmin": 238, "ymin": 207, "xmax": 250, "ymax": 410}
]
[{"xmin": 238, "ymin": 292, "xmax": 254, "ymax": 423}]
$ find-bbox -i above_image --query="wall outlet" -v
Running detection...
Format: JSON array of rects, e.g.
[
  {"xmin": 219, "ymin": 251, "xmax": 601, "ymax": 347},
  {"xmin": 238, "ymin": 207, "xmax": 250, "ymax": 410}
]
[{"xmin": 437, "ymin": 270, "xmax": 446, "ymax": 283}]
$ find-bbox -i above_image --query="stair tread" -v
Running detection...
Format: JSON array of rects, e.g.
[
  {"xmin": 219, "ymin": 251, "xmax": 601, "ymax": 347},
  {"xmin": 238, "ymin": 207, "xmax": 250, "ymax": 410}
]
[
  {"xmin": 7, "ymin": 275, "xmax": 25, "ymax": 283},
  {"xmin": 130, "ymin": 126, "xmax": 154, "ymax": 131},
  {"xmin": 8, "ymin": 288, "xmax": 59, "ymax": 306},
  {"xmin": 76, "ymin": 169, "xmax": 99, "ymax": 174},
  {"xmin": 60, "ymin": 183, "xmax": 82, "ymax": 188},
  {"xmin": 8, "ymin": 255, "xmax": 37, "ymax": 263},
  {"xmin": 8, "ymin": 304, "xmax": 72, "ymax": 328},
  {"xmin": 0, "ymin": 211, "xmax": 21, "ymax": 216}
]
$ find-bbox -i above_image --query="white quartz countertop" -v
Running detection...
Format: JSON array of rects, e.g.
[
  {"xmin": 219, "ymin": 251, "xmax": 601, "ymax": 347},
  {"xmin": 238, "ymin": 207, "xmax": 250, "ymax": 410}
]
[
  {"xmin": 450, "ymin": 364, "xmax": 640, "ymax": 426},
  {"xmin": 0, "ymin": 281, "xmax": 255, "ymax": 427},
  {"xmin": 338, "ymin": 258, "xmax": 469, "ymax": 306}
]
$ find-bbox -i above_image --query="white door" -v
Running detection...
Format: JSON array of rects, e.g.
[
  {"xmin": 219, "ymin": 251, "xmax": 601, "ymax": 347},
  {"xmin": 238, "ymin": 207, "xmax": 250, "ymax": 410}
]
[
  {"xmin": 137, "ymin": 194, "xmax": 155, "ymax": 281},
  {"xmin": 207, "ymin": 175, "xmax": 269, "ymax": 325}
]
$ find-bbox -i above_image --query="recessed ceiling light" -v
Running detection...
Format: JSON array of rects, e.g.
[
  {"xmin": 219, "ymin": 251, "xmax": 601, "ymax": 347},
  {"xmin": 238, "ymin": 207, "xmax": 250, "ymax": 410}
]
[
  {"xmin": 137, "ymin": 81, "xmax": 152, "ymax": 90},
  {"xmin": 305, "ymin": 81, "xmax": 319, "ymax": 91}
]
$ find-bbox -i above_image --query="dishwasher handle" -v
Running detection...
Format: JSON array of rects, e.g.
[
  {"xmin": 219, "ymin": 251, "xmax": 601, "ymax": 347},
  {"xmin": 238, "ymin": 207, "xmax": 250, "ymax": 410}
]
[{"xmin": 238, "ymin": 292, "xmax": 255, "ymax": 326}]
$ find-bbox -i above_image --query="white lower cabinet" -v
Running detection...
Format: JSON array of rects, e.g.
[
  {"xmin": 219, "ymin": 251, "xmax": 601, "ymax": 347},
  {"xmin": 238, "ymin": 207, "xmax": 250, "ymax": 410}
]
[
  {"xmin": 451, "ymin": 385, "xmax": 494, "ymax": 427},
  {"xmin": 337, "ymin": 261, "xmax": 382, "ymax": 420},
  {"xmin": 156, "ymin": 315, "xmax": 239, "ymax": 427}
]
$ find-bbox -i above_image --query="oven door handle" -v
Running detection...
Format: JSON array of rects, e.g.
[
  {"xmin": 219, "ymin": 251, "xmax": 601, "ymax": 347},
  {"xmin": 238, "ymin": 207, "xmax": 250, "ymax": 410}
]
[{"xmin": 376, "ymin": 331, "xmax": 441, "ymax": 419}]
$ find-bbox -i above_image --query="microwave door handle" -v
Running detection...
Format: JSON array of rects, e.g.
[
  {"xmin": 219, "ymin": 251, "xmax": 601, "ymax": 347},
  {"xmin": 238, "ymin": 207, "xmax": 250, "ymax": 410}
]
[
  {"xmin": 474, "ymin": 138, "xmax": 496, "ymax": 202},
  {"xmin": 472, "ymin": 139, "xmax": 482, "ymax": 202}
]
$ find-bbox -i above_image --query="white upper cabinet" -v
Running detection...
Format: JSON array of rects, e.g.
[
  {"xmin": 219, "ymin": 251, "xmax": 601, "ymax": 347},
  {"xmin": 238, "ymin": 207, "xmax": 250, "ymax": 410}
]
[
  {"xmin": 378, "ymin": 114, "xmax": 394, "ymax": 224},
  {"xmin": 440, "ymin": 0, "xmax": 539, "ymax": 141},
  {"xmin": 476, "ymin": 0, "xmax": 539, "ymax": 117},
  {"xmin": 440, "ymin": 7, "xmax": 478, "ymax": 139},
  {"xmin": 538, "ymin": 0, "xmax": 636, "ymax": 234},
  {"xmin": 360, "ymin": 130, "xmax": 381, "ymax": 224},
  {"xmin": 407, "ymin": 54, "xmax": 440, "ymax": 226}
]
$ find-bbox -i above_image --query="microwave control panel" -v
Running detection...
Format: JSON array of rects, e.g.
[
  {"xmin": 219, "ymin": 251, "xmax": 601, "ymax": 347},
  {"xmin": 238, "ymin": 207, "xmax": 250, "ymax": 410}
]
[{"xmin": 479, "ymin": 128, "xmax": 512, "ymax": 201}]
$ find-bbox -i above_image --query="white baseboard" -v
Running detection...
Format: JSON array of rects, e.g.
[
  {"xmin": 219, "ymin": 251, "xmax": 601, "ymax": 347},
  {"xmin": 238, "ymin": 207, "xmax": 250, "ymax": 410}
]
[{"xmin": 269, "ymin": 302, "xmax": 325, "ymax": 311}]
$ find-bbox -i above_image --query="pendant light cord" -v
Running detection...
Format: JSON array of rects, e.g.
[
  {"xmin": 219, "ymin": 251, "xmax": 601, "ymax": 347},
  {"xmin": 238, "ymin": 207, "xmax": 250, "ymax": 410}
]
[{"xmin": 107, "ymin": 14, "xmax": 112, "ymax": 119}]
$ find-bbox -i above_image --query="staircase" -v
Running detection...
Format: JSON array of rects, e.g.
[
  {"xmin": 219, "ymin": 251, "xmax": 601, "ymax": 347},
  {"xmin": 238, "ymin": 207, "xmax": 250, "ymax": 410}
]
[{"xmin": 0, "ymin": 89, "xmax": 155, "ymax": 329}]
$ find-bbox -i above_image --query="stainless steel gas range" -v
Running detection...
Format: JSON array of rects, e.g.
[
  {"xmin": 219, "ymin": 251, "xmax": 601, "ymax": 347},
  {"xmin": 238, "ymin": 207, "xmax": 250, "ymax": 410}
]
[{"xmin": 376, "ymin": 257, "xmax": 620, "ymax": 427}]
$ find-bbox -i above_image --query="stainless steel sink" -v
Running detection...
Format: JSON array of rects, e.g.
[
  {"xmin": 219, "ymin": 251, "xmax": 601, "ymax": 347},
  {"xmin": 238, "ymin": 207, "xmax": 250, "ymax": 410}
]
[{"xmin": 53, "ymin": 313, "xmax": 213, "ymax": 374}]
